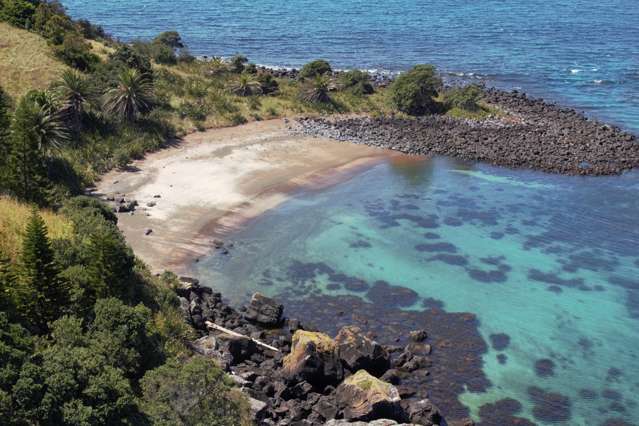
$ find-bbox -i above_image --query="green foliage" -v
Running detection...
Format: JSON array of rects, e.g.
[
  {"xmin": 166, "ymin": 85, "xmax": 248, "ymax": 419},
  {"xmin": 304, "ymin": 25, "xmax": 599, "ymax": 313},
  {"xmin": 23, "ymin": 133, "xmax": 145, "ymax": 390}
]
[
  {"xmin": 3, "ymin": 96, "xmax": 51, "ymax": 204},
  {"xmin": 109, "ymin": 45, "xmax": 153, "ymax": 76},
  {"xmin": 229, "ymin": 74, "xmax": 262, "ymax": 97},
  {"xmin": 299, "ymin": 59, "xmax": 332, "ymax": 79},
  {"xmin": 141, "ymin": 356, "xmax": 250, "ymax": 426},
  {"xmin": 54, "ymin": 69, "xmax": 96, "ymax": 133},
  {"xmin": 0, "ymin": 0, "xmax": 38, "ymax": 28},
  {"xmin": 54, "ymin": 33, "xmax": 100, "ymax": 72},
  {"xmin": 390, "ymin": 64, "xmax": 442, "ymax": 115},
  {"xmin": 229, "ymin": 54, "xmax": 248, "ymax": 74},
  {"xmin": 75, "ymin": 18, "xmax": 106, "ymax": 40},
  {"xmin": 0, "ymin": 254, "xmax": 16, "ymax": 315},
  {"xmin": 36, "ymin": 7, "xmax": 74, "ymax": 45},
  {"xmin": 339, "ymin": 70, "xmax": 374, "ymax": 95},
  {"xmin": 153, "ymin": 31, "xmax": 184, "ymax": 49},
  {"xmin": 17, "ymin": 210, "xmax": 68, "ymax": 332},
  {"xmin": 444, "ymin": 84, "xmax": 483, "ymax": 111},
  {"xmin": 300, "ymin": 75, "xmax": 332, "ymax": 104},
  {"xmin": 105, "ymin": 68, "xmax": 155, "ymax": 122},
  {"xmin": 0, "ymin": 312, "xmax": 32, "ymax": 396},
  {"xmin": 257, "ymin": 73, "xmax": 279, "ymax": 95},
  {"xmin": 0, "ymin": 86, "xmax": 11, "ymax": 179}
]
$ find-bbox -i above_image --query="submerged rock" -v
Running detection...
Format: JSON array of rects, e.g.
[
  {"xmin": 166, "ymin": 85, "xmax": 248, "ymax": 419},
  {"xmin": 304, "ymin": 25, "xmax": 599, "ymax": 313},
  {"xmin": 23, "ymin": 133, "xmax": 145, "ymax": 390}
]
[{"xmin": 335, "ymin": 370, "xmax": 402, "ymax": 421}]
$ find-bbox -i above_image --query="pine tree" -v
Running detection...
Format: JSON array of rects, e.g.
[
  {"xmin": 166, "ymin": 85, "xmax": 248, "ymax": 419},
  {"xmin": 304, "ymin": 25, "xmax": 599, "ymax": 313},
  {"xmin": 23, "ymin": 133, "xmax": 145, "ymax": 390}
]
[
  {"xmin": 0, "ymin": 253, "xmax": 16, "ymax": 316},
  {"xmin": 0, "ymin": 86, "xmax": 11, "ymax": 188},
  {"xmin": 4, "ymin": 97, "xmax": 49, "ymax": 205},
  {"xmin": 18, "ymin": 210, "xmax": 68, "ymax": 332}
]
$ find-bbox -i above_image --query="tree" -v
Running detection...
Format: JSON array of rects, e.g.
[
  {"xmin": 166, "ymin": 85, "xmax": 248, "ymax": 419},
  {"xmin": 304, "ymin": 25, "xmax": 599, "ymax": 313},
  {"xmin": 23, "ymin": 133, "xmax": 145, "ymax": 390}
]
[
  {"xmin": 4, "ymin": 97, "xmax": 50, "ymax": 204},
  {"xmin": 389, "ymin": 64, "xmax": 442, "ymax": 116},
  {"xmin": 17, "ymin": 210, "xmax": 68, "ymax": 332},
  {"xmin": 85, "ymin": 223, "xmax": 136, "ymax": 300},
  {"xmin": 23, "ymin": 90, "xmax": 70, "ymax": 153},
  {"xmin": 257, "ymin": 73, "xmax": 279, "ymax": 95},
  {"xmin": 299, "ymin": 59, "xmax": 332, "ymax": 79},
  {"xmin": 105, "ymin": 68, "xmax": 154, "ymax": 122},
  {"xmin": 0, "ymin": 86, "xmax": 11, "ymax": 182},
  {"xmin": 0, "ymin": 254, "xmax": 16, "ymax": 316},
  {"xmin": 0, "ymin": 312, "xmax": 33, "ymax": 399},
  {"xmin": 229, "ymin": 74, "xmax": 262, "ymax": 97},
  {"xmin": 54, "ymin": 33, "xmax": 99, "ymax": 72},
  {"xmin": 153, "ymin": 31, "xmax": 184, "ymax": 49},
  {"xmin": 0, "ymin": 0, "xmax": 38, "ymax": 28},
  {"xmin": 54, "ymin": 70, "xmax": 95, "ymax": 133},
  {"xmin": 90, "ymin": 298, "xmax": 163, "ymax": 379},
  {"xmin": 300, "ymin": 75, "xmax": 332, "ymax": 104},
  {"xmin": 141, "ymin": 356, "xmax": 250, "ymax": 426}
]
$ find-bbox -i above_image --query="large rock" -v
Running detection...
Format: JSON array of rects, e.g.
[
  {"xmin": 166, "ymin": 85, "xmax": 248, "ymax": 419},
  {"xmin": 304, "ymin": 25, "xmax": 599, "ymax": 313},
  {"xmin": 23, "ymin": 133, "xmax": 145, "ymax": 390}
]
[
  {"xmin": 335, "ymin": 370, "xmax": 402, "ymax": 422},
  {"xmin": 404, "ymin": 399, "xmax": 442, "ymax": 426},
  {"xmin": 282, "ymin": 330, "xmax": 343, "ymax": 386},
  {"xmin": 216, "ymin": 334, "xmax": 258, "ymax": 365},
  {"xmin": 335, "ymin": 326, "xmax": 390, "ymax": 376},
  {"xmin": 243, "ymin": 292, "xmax": 284, "ymax": 326},
  {"xmin": 325, "ymin": 421, "xmax": 417, "ymax": 426}
]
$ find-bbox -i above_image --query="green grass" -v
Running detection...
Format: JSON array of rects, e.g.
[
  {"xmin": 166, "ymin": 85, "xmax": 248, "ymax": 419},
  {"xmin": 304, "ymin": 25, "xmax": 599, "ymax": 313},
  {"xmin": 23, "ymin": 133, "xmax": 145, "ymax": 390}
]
[
  {"xmin": 445, "ymin": 101, "xmax": 504, "ymax": 120},
  {"xmin": 0, "ymin": 197, "xmax": 73, "ymax": 262}
]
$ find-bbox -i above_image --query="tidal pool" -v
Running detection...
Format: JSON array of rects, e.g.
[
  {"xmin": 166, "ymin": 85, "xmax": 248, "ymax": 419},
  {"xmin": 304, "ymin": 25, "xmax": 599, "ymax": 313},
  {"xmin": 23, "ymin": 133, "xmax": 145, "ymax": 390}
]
[{"xmin": 195, "ymin": 156, "xmax": 639, "ymax": 425}]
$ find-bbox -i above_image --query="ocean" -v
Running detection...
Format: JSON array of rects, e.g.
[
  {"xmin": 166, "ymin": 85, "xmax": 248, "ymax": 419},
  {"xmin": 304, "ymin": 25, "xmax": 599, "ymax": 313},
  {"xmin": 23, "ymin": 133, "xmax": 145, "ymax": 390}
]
[
  {"xmin": 62, "ymin": 0, "xmax": 639, "ymax": 132},
  {"xmin": 60, "ymin": 1, "xmax": 639, "ymax": 424}
]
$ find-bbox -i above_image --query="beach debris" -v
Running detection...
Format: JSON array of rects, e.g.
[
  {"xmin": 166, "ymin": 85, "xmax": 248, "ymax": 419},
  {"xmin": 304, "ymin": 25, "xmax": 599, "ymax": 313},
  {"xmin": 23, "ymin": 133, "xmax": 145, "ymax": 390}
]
[
  {"xmin": 153, "ymin": 194, "xmax": 161, "ymax": 198},
  {"xmin": 146, "ymin": 201, "xmax": 156, "ymax": 207},
  {"xmin": 144, "ymin": 228, "xmax": 153, "ymax": 236}
]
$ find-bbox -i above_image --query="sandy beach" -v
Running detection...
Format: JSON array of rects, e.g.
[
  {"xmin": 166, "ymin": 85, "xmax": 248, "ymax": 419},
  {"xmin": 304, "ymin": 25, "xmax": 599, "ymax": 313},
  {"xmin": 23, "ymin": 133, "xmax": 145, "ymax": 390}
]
[{"xmin": 95, "ymin": 119, "xmax": 395, "ymax": 274}]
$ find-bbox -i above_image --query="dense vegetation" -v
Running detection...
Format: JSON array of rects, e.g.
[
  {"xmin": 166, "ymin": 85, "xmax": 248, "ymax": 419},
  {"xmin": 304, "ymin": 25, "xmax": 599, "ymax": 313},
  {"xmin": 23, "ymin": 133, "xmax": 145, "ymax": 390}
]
[{"xmin": 0, "ymin": 1, "xmax": 497, "ymax": 424}]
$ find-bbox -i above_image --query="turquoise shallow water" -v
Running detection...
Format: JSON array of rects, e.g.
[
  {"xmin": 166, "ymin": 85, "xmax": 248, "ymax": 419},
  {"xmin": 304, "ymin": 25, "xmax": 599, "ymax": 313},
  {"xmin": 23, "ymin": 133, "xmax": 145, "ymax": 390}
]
[
  {"xmin": 196, "ymin": 157, "xmax": 639, "ymax": 425},
  {"xmin": 61, "ymin": 0, "xmax": 639, "ymax": 132}
]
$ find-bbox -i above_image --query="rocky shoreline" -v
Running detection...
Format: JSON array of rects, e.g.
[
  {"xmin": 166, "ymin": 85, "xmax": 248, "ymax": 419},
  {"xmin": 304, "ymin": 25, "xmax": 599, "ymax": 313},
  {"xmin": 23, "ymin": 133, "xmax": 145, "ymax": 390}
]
[
  {"xmin": 292, "ymin": 88, "xmax": 639, "ymax": 176},
  {"xmin": 177, "ymin": 277, "xmax": 473, "ymax": 426}
]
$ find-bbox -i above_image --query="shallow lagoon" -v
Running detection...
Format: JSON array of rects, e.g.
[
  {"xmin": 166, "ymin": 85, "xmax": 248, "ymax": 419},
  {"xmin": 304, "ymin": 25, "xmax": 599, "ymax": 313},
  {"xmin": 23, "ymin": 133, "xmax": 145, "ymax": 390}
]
[{"xmin": 196, "ymin": 156, "xmax": 639, "ymax": 425}]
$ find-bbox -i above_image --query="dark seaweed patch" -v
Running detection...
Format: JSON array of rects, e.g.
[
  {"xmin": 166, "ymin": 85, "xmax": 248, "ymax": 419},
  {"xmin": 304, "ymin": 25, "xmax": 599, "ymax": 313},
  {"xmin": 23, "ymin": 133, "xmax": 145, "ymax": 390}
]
[
  {"xmin": 602, "ymin": 418, "xmax": 634, "ymax": 426},
  {"xmin": 422, "ymin": 297, "xmax": 445, "ymax": 310},
  {"xmin": 444, "ymin": 216, "xmax": 463, "ymax": 227},
  {"xmin": 490, "ymin": 231, "xmax": 504, "ymax": 240},
  {"xmin": 534, "ymin": 358, "xmax": 556, "ymax": 377},
  {"xmin": 560, "ymin": 250, "xmax": 619, "ymax": 273},
  {"xmin": 415, "ymin": 242, "xmax": 458, "ymax": 253},
  {"xmin": 607, "ymin": 367, "xmax": 622, "ymax": 382},
  {"xmin": 326, "ymin": 283, "xmax": 341, "ymax": 290},
  {"xmin": 579, "ymin": 388, "xmax": 597, "ymax": 400},
  {"xmin": 547, "ymin": 285, "xmax": 563, "ymax": 294},
  {"xmin": 468, "ymin": 268, "xmax": 508, "ymax": 283},
  {"xmin": 528, "ymin": 269, "xmax": 585, "ymax": 289},
  {"xmin": 423, "ymin": 232, "xmax": 440, "ymax": 239},
  {"xmin": 457, "ymin": 208, "xmax": 500, "ymax": 226},
  {"xmin": 527, "ymin": 386, "xmax": 572, "ymax": 423},
  {"xmin": 602, "ymin": 389, "xmax": 623, "ymax": 401},
  {"xmin": 477, "ymin": 398, "xmax": 535, "ymax": 426},
  {"xmin": 367, "ymin": 280, "xmax": 418, "ymax": 307},
  {"xmin": 349, "ymin": 239, "xmax": 372, "ymax": 249},
  {"xmin": 427, "ymin": 254, "xmax": 469, "ymax": 266},
  {"xmin": 609, "ymin": 402, "xmax": 626, "ymax": 413},
  {"xmin": 497, "ymin": 354, "xmax": 508, "ymax": 365},
  {"xmin": 489, "ymin": 333, "xmax": 510, "ymax": 351}
]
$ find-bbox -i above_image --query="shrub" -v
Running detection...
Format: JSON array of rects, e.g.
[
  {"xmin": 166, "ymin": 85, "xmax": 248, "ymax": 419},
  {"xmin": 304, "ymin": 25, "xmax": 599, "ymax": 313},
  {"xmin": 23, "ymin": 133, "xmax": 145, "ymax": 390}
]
[
  {"xmin": 300, "ymin": 75, "xmax": 332, "ymax": 104},
  {"xmin": 444, "ymin": 84, "xmax": 483, "ymax": 111},
  {"xmin": 141, "ymin": 356, "xmax": 250, "ymax": 426},
  {"xmin": 228, "ymin": 74, "xmax": 262, "ymax": 97},
  {"xmin": 178, "ymin": 100, "xmax": 209, "ymax": 121},
  {"xmin": 152, "ymin": 44, "xmax": 177, "ymax": 65},
  {"xmin": 389, "ymin": 64, "xmax": 442, "ymax": 115},
  {"xmin": 54, "ymin": 33, "xmax": 99, "ymax": 72},
  {"xmin": 299, "ymin": 59, "xmax": 332, "ymax": 79},
  {"xmin": 229, "ymin": 113, "xmax": 247, "ymax": 126},
  {"xmin": 229, "ymin": 54, "xmax": 248, "ymax": 74},
  {"xmin": 339, "ymin": 70, "xmax": 374, "ymax": 95},
  {"xmin": 244, "ymin": 63, "xmax": 258, "ymax": 74},
  {"xmin": 257, "ymin": 73, "xmax": 279, "ymax": 95},
  {"xmin": 109, "ymin": 45, "xmax": 153, "ymax": 76},
  {"xmin": 0, "ymin": 0, "xmax": 37, "ymax": 28}
]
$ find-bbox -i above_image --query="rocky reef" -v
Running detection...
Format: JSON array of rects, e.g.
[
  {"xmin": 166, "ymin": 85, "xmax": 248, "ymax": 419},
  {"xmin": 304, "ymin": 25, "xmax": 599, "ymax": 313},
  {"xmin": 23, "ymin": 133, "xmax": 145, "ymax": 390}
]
[
  {"xmin": 292, "ymin": 88, "xmax": 639, "ymax": 176},
  {"xmin": 177, "ymin": 278, "xmax": 472, "ymax": 426}
]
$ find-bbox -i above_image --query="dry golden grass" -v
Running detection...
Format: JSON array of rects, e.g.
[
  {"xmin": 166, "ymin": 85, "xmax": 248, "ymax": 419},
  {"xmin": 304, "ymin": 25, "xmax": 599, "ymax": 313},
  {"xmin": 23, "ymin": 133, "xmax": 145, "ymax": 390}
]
[
  {"xmin": 0, "ymin": 22, "xmax": 69, "ymax": 100},
  {"xmin": 0, "ymin": 197, "xmax": 73, "ymax": 262}
]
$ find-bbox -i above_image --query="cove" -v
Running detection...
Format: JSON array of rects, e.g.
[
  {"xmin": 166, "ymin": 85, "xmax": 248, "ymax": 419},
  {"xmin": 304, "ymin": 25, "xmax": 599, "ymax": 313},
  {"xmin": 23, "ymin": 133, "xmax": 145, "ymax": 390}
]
[{"xmin": 195, "ymin": 155, "xmax": 639, "ymax": 425}]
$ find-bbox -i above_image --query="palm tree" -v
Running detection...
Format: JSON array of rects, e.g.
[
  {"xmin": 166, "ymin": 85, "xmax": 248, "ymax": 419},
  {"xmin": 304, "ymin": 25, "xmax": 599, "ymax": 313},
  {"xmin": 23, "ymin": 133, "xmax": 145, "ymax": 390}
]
[
  {"xmin": 228, "ymin": 74, "xmax": 262, "ymax": 97},
  {"xmin": 54, "ymin": 70, "xmax": 95, "ymax": 131},
  {"xmin": 24, "ymin": 91, "xmax": 70, "ymax": 153},
  {"xmin": 300, "ymin": 75, "xmax": 332, "ymax": 104},
  {"xmin": 104, "ymin": 69, "xmax": 154, "ymax": 123}
]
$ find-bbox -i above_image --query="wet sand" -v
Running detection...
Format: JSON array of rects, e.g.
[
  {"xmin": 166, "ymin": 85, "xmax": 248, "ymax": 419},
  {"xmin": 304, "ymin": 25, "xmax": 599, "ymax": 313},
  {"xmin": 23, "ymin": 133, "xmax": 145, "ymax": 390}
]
[{"xmin": 95, "ymin": 119, "xmax": 396, "ymax": 273}]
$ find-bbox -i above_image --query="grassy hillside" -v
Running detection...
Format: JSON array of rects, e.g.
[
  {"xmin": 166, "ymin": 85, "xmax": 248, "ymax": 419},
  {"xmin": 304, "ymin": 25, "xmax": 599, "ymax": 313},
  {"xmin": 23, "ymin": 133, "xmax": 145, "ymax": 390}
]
[
  {"xmin": 0, "ymin": 22, "xmax": 69, "ymax": 99},
  {"xmin": 0, "ymin": 197, "xmax": 73, "ymax": 261}
]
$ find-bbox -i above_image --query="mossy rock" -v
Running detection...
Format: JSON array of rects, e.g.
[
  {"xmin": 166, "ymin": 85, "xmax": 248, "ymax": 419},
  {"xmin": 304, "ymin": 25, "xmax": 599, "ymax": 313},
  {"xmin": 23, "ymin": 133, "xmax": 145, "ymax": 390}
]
[
  {"xmin": 282, "ymin": 330, "xmax": 343, "ymax": 386},
  {"xmin": 336, "ymin": 370, "xmax": 401, "ymax": 421}
]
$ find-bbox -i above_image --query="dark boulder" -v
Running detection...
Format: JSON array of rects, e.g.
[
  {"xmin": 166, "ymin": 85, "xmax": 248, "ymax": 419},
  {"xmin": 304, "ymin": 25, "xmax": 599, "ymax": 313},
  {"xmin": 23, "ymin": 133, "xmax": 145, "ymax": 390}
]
[
  {"xmin": 335, "ymin": 370, "xmax": 402, "ymax": 422},
  {"xmin": 404, "ymin": 398, "xmax": 443, "ymax": 425},
  {"xmin": 335, "ymin": 325, "xmax": 391, "ymax": 376},
  {"xmin": 282, "ymin": 330, "xmax": 343, "ymax": 387},
  {"xmin": 244, "ymin": 292, "xmax": 284, "ymax": 326}
]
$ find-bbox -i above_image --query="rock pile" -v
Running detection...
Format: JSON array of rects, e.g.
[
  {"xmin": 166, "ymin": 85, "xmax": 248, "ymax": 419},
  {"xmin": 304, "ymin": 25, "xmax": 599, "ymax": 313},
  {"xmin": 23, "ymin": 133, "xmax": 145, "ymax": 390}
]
[
  {"xmin": 293, "ymin": 88, "xmax": 639, "ymax": 176},
  {"xmin": 177, "ymin": 278, "xmax": 461, "ymax": 426}
]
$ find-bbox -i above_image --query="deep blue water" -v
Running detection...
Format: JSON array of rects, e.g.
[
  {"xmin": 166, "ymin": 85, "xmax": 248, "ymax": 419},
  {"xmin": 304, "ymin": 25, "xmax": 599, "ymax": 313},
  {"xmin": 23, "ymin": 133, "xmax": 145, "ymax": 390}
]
[{"xmin": 62, "ymin": 0, "xmax": 639, "ymax": 132}]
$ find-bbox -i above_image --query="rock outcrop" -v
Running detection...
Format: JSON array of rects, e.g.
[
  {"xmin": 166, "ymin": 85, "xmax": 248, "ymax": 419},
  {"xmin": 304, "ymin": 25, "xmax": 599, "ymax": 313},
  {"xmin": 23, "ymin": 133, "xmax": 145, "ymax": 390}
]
[
  {"xmin": 335, "ymin": 370, "xmax": 402, "ymax": 421},
  {"xmin": 283, "ymin": 330, "xmax": 344, "ymax": 386},
  {"xmin": 335, "ymin": 325, "xmax": 390, "ymax": 376}
]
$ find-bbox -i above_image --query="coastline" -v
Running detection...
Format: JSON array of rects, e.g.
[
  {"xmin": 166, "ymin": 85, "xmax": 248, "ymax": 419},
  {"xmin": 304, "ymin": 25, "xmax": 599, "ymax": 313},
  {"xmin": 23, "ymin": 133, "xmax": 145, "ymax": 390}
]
[{"xmin": 95, "ymin": 119, "xmax": 401, "ymax": 274}]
